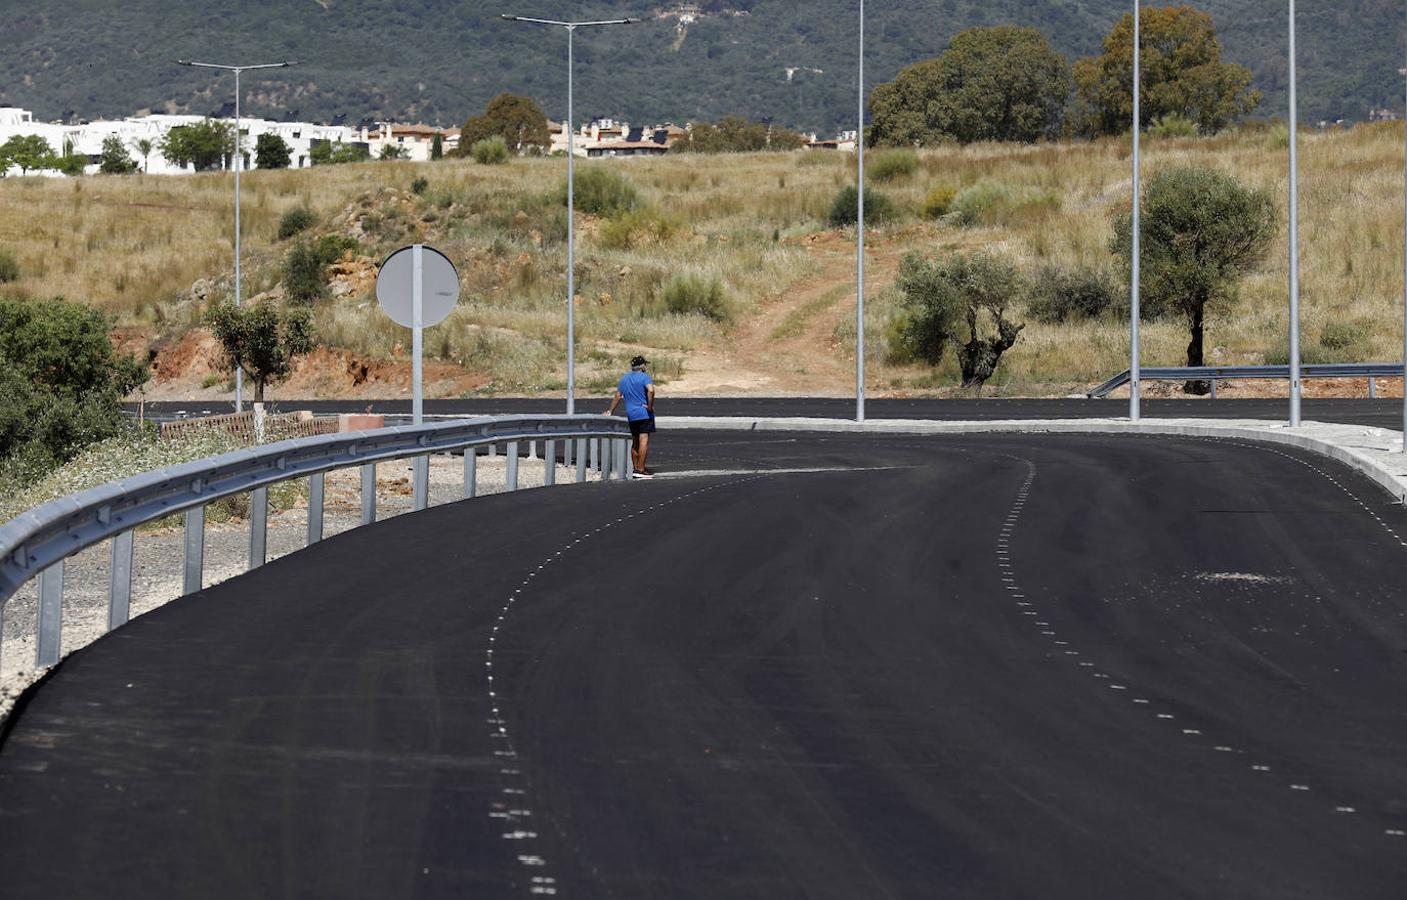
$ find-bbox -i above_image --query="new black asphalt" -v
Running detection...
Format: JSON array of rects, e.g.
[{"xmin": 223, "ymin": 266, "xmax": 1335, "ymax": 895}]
[
  {"xmin": 132, "ymin": 396, "xmax": 1407, "ymax": 430},
  {"xmin": 2, "ymin": 432, "xmax": 1406, "ymax": 897}
]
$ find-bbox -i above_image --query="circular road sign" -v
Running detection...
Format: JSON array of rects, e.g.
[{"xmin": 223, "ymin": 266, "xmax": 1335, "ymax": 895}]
[{"xmin": 375, "ymin": 245, "xmax": 461, "ymax": 328}]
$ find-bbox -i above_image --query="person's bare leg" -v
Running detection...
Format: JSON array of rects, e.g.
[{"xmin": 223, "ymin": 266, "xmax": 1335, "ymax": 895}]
[
  {"xmin": 638, "ymin": 433, "xmax": 650, "ymax": 472},
  {"xmin": 631, "ymin": 434, "xmax": 642, "ymax": 472}
]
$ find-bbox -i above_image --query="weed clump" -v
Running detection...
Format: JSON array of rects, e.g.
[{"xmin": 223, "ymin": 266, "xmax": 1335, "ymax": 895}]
[
  {"xmin": 950, "ymin": 181, "xmax": 1061, "ymax": 228},
  {"xmin": 598, "ymin": 208, "xmax": 682, "ymax": 251},
  {"xmin": 868, "ymin": 148, "xmax": 919, "ymax": 182},
  {"xmin": 0, "ymin": 248, "xmax": 18, "ymax": 283},
  {"xmin": 920, "ymin": 184, "xmax": 957, "ymax": 221},
  {"xmin": 563, "ymin": 167, "xmax": 641, "ymax": 217},
  {"xmin": 1146, "ymin": 115, "xmax": 1199, "ymax": 139},
  {"xmin": 661, "ymin": 273, "xmax": 731, "ymax": 322},
  {"xmin": 1319, "ymin": 320, "xmax": 1371, "ymax": 357},
  {"xmin": 471, "ymin": 136, "xmax": 510, "ymax": 165}
]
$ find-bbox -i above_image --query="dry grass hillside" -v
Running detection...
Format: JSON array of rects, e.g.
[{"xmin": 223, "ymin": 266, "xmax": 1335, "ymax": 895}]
[{"xmin": 1, "ymin": 122, "xmax": 1403, "ymax": 400}]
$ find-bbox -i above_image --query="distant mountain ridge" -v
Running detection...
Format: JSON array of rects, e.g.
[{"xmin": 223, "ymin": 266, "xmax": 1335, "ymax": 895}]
[{"xmin": 1, "ymin": 1, "xmax": 1399, "ymax": 131}]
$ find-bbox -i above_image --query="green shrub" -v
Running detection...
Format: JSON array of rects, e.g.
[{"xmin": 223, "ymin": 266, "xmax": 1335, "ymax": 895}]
[
  {"xmin": 949, "ymin": 181, "xmax": 1061, "ymax": 227},
  {"xmin": 1028, "ymin": 265, "xmax": 1122, "ymax": 323},
  {"xmin": 284, "ymin": 242, "xmax": 326, "ymax": 303},
  {"xmin": 563, "ymin": 166, "xmax": 641, "ymax": 217},
  {"xmin": 660, "ymin": 273, "xmax": 731, "ymax": 322},
  {"xmin": 867, "ymin": 148, "xmax": 919, "ymax": 182},
  {"xmin": 1147, "ymin": 115, "xmax": 1199, "ymax": 139},
  {"xmin": 0, "ymin": 297, "xmax": 149, "ymax": 487},
  {"xmin": 828, "ymin": 184, "xmax": 899, "ymax": 227},
  {"xmin": 314, "ymin": 234, "xmax": 359, "ymax": 263},
  {"xmin": 1319, "ymin": 320, "xmax": 1371, "ymax": 356},
  {"xmin": 0, "ymin": 248, "xmax": 18, "ymax": 283},
  {"xmin": 277, "ymin": 207, "xmax": 315, "ymax": 241},
  {"xmin": 410, "ymin": 176, "xmax": 429, "ymax": 195},
  {"xmin": 950, "ymin": 182, "xmax": 1013, "ymax": 226},
  {"xmin": 283, "ymin": 235, "xmax": 361, "ymax": 304},
  {"xmin": 471, "ymin": 136, "xmax": 511, "ymax": 165},
  {"xmin": 920, "ymin": 185, "xmax": 958, "ymax": 220}
]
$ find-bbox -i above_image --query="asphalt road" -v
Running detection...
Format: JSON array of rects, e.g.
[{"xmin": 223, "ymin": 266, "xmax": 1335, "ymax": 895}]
[
  {"xmin": 2, "ymin": 432, "xmax": 1406, "ymax": 898},
  {"xmin": 130, "ymin": 396, "xmax": 1407, "ymax": 429}
]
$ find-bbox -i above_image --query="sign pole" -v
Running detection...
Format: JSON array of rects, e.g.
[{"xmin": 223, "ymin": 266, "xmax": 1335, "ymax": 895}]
[
  {"xmin": 412, "ymin": 244, "xmax": 427, "ymax": 508},
  {"xmin": 413, "ymin": 244, "xmax": 424, "ymax": 425}
]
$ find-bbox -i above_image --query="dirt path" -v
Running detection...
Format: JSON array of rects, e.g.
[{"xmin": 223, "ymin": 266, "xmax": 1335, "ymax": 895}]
[{"xmin": 666, "ymin": 233, "xmax": 906, "ymax": 396}]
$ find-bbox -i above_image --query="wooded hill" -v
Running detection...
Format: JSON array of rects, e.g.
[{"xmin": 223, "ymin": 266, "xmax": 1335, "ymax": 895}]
[{"xmin": 1, "ymin": 1, "xmax": 1399, "ymax": 131}]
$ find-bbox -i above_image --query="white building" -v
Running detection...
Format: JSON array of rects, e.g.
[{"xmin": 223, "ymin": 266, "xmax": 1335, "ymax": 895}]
[
  {"xmin": 365, "ymin": 123, "xmax": 459, "ymax": 162},
  {"xmin": 549, "ymin": 118, "xmax": 684, "ymax": 158},
  {"xmin": 0, "ymin": 106, "xmax": 454, "ymax": 176}
]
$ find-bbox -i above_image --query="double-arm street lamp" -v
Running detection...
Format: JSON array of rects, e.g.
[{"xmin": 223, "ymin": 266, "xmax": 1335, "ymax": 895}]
[
  {"xmin": 176, "ymin": 58, "xmax": 297, "ymax": 412},
  {"xmin": 499, "ymin": 15, "xmax": 636, "ymax": 414}
]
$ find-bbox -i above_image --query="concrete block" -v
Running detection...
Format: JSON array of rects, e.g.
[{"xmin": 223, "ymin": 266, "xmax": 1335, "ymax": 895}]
[{"xmin": 339, "ymin": 413, "xmax": 386, "ymax": 432}]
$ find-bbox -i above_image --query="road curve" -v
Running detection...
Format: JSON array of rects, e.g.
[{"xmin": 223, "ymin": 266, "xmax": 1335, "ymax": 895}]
[{"xmin": 1, "ymin": 433, "xmax": 1405, "ymax": 898}]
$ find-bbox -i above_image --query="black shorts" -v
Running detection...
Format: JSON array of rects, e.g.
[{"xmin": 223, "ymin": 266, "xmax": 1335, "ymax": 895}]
[{"xmin": 630, "ymin": 416, "xmax": 657, "ymax": 436}]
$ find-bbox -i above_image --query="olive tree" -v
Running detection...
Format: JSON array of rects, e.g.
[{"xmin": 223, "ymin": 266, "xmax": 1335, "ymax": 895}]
[
  {"xmin": 206, "ymin": 300, "xmax": 315, "ymax": 404},
  {"xmin": 895, "ymin": 250, "xmax": 1026, "ymax": 387},
  {"xmin": 1112, "ymin": 167, "xmax": 1276, "ymax": 393}
]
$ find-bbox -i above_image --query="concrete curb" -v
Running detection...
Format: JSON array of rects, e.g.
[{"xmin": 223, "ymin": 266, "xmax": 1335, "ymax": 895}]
[{"xmin": 657, "ymin": 416, "xmax": 1407, "ymax": 504}]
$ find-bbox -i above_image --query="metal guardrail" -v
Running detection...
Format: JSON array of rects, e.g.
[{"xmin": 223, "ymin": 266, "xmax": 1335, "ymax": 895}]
[
  {"xmin": 1088, "ymin": 363, "xmax": 1406, "ymax": 399},
  {"xmin": 0, "ymin": 415, "xmax": 633, "ymax": 671}
]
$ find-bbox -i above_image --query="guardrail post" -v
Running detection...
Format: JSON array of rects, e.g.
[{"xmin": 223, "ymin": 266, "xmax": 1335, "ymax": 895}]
[
  {"xmin": 544, "ymin": 440, "xmax": 556, "ymax": 487},
  {"xmin": 1210, "ymin": 378, "xmax": 1217, "ymax": 401},
  {"xmin": 617, "ymin": 439, "xmax": 630, "ymax": 481},
  {"xmin": 183, "ymin": 505, "xmax": 205, "ymax": 595},
  {"xmin": 564, "ymin": 438, "xmax": 574, "ymax": 468},
  {"xmin": 576, "ymin": 439, "xmax": 587, "ymax": 483},
  {"xmin": 361, "ymin": 464, "xmax": 376, "ymax": 525},
  {"xmin": 529, "ymin": 440, "xmax": 538, "ymax": 460},
  {"xmin": 413, "ymin": 456, "xmax": 430, "ymax": 511},
  {"xmin": 108, "ymin": 530, "xmax": 133, "ymax": 631},
  {"xmin": 603, "ymin": 439, "xmax": 614, "ymax": 481},
  {"xmin": 589, "ymin": 438, "xmax": 598, "ymax": 473},
  {"xmin": 36, "ymin": 560, "xmax": 63, "ymax": 668},
  {"xmin": 506, "ymin": 441, "xmax": 519, "ymax": 492},
  {"xmin": 249, "ymin": 487, "xmax": 269, "ymax": 570},
  {"xmin": 410, "ymin": 452, "xmax": 427, "ymax": 509},
  {"xmin": 464, "ymin": 448, "xmax": 477, "ymax": 499},
  {"xmin": 307, "ymin": 473, "xmax": 325, "ymax": 546},
  {"xmin": 1370, "ymin": 376, "xmax": 1378, "ymax": 399}
]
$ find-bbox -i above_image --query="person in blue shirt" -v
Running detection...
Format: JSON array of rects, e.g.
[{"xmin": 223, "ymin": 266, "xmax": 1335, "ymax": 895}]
[{"xmin": 605, "ymin": 355, "xmax": 656, "ymax": 479}]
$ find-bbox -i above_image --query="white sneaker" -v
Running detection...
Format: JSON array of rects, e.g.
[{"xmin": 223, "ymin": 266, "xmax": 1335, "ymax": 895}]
[{"xmin": 630, "ymin": 471, "xmax": 653, "ymax": 480}]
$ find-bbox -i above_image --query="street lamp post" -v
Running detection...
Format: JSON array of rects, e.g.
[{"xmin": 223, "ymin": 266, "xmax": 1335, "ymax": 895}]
[
  {"xmin": 1130, "ymin": 2, "xmax": 1142, "ymax": 422},
  {"xmin": 1287, "ymin": 1, "xmax": 1303, "ymax": 426},
  {"xmin": 176, "ymin": 59, "xmax": 296, "ymax": 413},
  {"xmin": 500, "ymin": 15, "xmax": 637, "ymax": 415},
  {"xmin": 856, "ymin": 0, "xmax": 866, "ymax": 423}
]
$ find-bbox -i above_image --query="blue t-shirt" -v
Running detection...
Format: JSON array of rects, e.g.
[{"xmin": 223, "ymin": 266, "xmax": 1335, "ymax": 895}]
[{"xmin": 617, "ymin": 370, "xmax": 654, "ymax": 421}]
